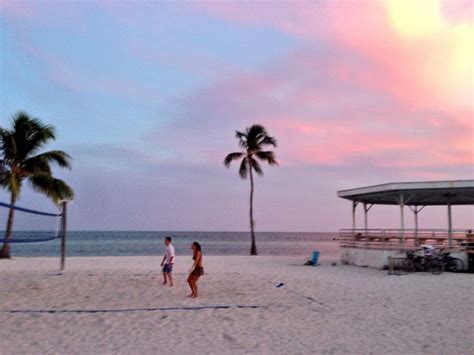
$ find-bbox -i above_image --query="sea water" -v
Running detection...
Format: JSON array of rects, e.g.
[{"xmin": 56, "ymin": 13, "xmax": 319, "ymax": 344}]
[{"xmin": 8, "ymin": 231, "xmax": 339, "ymax": 257}]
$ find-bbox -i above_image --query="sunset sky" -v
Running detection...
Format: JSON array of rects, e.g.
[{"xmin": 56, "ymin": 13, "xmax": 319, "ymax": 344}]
[{"xmin": 1, "ymin": 0, "xmax": 473, "ymax": 231}]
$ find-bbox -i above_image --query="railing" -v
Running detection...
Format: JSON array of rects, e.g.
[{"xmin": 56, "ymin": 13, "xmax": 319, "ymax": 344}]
[{"xmin": 340, "ymin": 229, "xmax": 472, "ymax": 251}]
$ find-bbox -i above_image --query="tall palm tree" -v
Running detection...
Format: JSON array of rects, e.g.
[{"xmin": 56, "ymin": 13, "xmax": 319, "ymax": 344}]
[
  {"xmin": 0, "ymin": 112, "xmax": 74, "ymax": 258},
  {"xmin": 224, "ymin": 124, "xmax": 278, "ymax": 255}
]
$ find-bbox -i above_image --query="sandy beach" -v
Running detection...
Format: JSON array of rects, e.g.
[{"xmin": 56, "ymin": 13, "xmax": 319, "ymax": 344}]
[{"xmin": 1, "ymin": 255, "xmax": 473, "ymax": 355}]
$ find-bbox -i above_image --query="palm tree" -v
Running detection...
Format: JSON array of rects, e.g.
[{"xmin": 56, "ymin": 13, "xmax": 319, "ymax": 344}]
[
  {"xmin": 224, "ymin": 124, "xmax": 278, "ymax": 255},
  {"xmin": 0, "ymin": 112, "xmax": 74, "ymax": 259}
]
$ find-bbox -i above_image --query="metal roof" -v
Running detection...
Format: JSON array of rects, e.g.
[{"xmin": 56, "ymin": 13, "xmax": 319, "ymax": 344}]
[{"xmin": 337, "ymin": 180, "xmax": 474, "ymax": 206}]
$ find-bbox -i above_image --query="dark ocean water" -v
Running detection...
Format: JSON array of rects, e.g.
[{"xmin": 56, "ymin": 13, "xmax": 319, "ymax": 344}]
[{"xmin": 7, "ymin": 231, "xmax": 339, "ymax": 257}]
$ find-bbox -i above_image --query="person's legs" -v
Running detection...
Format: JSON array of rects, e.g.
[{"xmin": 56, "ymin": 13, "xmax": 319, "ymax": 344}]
[
  {"xmin": 163, "ymin": 264, "xmax": 172, "ymax": 285},
  {"xmin": 191, "ymin": 279, "xmax": 197, "ymax": 297},
  {"xmin": 192, "ymin": 275, "xmax": 201, "ymax": 298},
  {"xmin": 187, "ymin": 275, "xmax": 194, "ymax": 297}
]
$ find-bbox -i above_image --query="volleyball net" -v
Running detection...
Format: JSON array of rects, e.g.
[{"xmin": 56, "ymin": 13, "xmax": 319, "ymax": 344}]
[{"xmin": 0, "ymin": 202, "xmax": 63, "ymax": 243}]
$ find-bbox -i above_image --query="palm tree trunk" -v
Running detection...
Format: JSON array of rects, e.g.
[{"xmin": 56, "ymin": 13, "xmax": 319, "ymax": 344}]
[
  {"xmin": 0, "ymin": 194, "xmax": 16, "ymax": 259},
  {"xmin": 249, "ymin": 166, "xmax": 257, "ymax": 255}
]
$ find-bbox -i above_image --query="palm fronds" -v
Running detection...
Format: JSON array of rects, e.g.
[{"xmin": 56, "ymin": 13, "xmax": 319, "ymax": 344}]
[
  {"xmin": 249, "ymin": 158, "xmax": 263, "ymax": 176},
  {"xmin": 224, "ymin": 124, "xmax": 278, "ymax": 178},
  {"xmin": 30, "ymin": 174, "xmax": 74, "ymax": 203},
  {"xmin": 255, "ymin": 151, "xmax": 278, "ymax": 165},
  {"xmin": 224, "ymin": 152, "xmax": 244, "ymax": 167},
  {"xmin": 1, "ymin": 111, "xmax": 74, "ymax": 202},
  {"xmin": 239, "ymin": 158, "xmax": 248, "ymax": 178}
]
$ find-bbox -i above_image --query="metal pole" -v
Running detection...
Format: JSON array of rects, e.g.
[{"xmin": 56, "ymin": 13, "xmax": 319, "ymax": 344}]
[
  {"xmin": 414, "ymin": 206, "xmax": 418, "ymax": 246},
  {"xmin": 363, "ymin": 203, "xmax": 368, "ymax": 235},
  {"xmin": 60, "ymin": 201, "xmax": 68, "ymax": 271},
  {"xmin": 447, "ymin": 201, "xmax": 452, "ymax": 248},
  {"xmin": 399, "ymin": 195, "xmax": 405, "ymax": 247}
]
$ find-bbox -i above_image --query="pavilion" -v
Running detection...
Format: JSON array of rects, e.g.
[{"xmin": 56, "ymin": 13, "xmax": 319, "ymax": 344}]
[{"xmin": 337, "ymin": 180, "xmax": 474, "ymax": 268}]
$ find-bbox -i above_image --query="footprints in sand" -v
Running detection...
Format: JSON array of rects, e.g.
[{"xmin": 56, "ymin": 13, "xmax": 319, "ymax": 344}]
[{"xmin": 222, "ymin": 333, "xmax": 237, "ymax": 343}]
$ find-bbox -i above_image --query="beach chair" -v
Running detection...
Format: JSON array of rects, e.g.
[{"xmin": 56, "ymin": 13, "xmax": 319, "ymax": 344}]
[{"xmin": 304, "ymin": 251, "xmax": 320, "ymax": 266}]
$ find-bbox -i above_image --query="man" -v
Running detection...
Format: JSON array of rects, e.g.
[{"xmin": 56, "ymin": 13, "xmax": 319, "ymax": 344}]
[{"xmin": 160, "ymin": 236, "xmax": 175, "ymax": 286}]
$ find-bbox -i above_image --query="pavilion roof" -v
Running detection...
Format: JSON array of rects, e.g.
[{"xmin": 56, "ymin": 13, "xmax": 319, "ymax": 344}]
[{"xmin": 337, "ymin": 180, "xmax": 474, "ymax": 206}]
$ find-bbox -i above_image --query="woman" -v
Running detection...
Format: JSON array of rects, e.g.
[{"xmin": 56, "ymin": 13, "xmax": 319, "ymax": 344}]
[{"xmin": 187, "ymin": 241, "xmax": 204, "ymax": 298}]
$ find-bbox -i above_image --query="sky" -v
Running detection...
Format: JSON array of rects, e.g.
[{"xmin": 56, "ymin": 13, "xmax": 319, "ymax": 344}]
[{"xmin": 0, "ymin": 0, "xmax": 473, "ymax": 231}]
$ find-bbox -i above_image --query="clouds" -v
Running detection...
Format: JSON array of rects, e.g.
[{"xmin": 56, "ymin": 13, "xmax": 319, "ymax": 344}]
[
  {"xmin": 183, "ymin": 0, "xmax": 473, "ymax": 172},
  {"xmin": 196, "ymin": 0, "xmax": 473, "ymax": 110}
]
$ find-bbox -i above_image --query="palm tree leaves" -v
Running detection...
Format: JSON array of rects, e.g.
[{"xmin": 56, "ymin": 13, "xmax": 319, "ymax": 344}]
[
  {"xmin": 224, "ymin": 152, "xmax": 244, "ymax": 167},
  {"xmin": 0, "ymin": 171, "xmax": 22, "ymax": 198},
  {"xmin": 246, "ymin": 124, "xmax": 277, "ymax": 151},
  {"xmin": 36, "ymin": 151, "xmax": 71, "ymax": 168},
  {"xmin": 234, "ymin": 130, "xmax": 247, "ymax": 149},
  {"xmin": 236, "ymin": 157, "xmax": 263, "ymax": 178},
  {"xmin": 224, "ymin": 124, "xmax": 278, "ymax": 179},
  {"xmin": 258, "ymin": 135, "xmax": 277, "ymax": 148},
  {"xmin": 1, "ymin": 111, "xmax": 74, "ymax": 204},
  {"xmin": 0, "ymin": 126, "xmax": 17, "ymax": 162},
  {"xmin": 10, "ymin": 112, "xmax": 56, "ymax": 160},
  {"xmin": 255, "ymin": 151, "xmax": 278, "ymax": 166},
  {"xmin": 30, "ymin": 174, "xmax": 74, "ymax": 203},
  {"xmin": 23, "ymin": 151, "xmax": 72, "ymax": 174},
  {"xmin": 233, "ymin": 125, "xmax": 277, "ymax": 151},
  {"xmin": 249, "ymin": 157, "xmax": 263, "ymax": 176},
  {"xmin": 239, "ymin": 158, "xmax": 248, "ymax": 178}
]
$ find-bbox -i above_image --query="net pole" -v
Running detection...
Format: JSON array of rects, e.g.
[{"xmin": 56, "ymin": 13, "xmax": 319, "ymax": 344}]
[{"xmin": 60, "ymin": 201, "xmax": 68, "ymax": 271}]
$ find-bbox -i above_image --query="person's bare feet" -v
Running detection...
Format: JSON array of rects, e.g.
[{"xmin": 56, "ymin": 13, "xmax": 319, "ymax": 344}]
[
  {"xmin": 187, "ymin": 294, "xmax": 194, "ymax": 297},
  {"xmin": 192, "ymin": 295, "xmax": 197, "ymax": 298},
  {"xmin": 162, "ymin": 281, "xmax": 167, "ymax": 285},
  {"xmin": 169, "ymin": 283, "xmax": 173, "ymax": 287}
]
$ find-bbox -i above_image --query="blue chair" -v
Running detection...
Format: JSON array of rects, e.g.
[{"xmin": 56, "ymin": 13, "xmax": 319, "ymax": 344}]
[{"xmin": 305, "ymin": 251, "xmax": 320, "ymax": 266}]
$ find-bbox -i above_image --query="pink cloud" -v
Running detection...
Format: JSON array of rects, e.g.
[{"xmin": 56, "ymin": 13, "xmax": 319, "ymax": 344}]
[
  {"xmin": 195, "ymin": 1, "xmax": 333, "ymax": 40},
  {"xmin": 159, "ymin": 49, "xmax": 472, "ymax": 174},
  {"xmin": 186, "ymin": 0, "xmax": 473, "ymax": 175},
  {"xmin": 199, "ymin": 1, "xmax": 473, "ymax": 111}
]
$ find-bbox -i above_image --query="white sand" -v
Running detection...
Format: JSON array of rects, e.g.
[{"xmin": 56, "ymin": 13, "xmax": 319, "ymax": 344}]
[{"xmin": 1, "ymin": 255, "xmax": 473, "ymax": 354}]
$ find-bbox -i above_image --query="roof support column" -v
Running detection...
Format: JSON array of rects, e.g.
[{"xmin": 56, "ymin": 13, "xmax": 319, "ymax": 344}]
[
  {"xmin": 352, "ymin": 201, "xmax": 359, "ymax": 232},
  {"xmin": 447, "ymin": 199, "xmax": 453, "ymax": 248},
  {"xmin": 399, "ymin": 194, "xmax": 405, "ymax": 247},
  {"xmin": 363, "ymin": 203, "xmax": 373, "ymax": 235},
  {"xmin": 409, "ymin": 205, "xmax": 425, "ymax": 246}
]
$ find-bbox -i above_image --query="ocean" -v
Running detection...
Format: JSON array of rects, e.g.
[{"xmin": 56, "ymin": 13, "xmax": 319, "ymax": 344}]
[{"xmin": 7, "ymin": 231, "xmax": 340, "ymax": 257}]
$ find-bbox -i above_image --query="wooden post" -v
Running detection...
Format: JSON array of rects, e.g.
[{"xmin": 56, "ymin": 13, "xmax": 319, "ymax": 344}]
[{"xmin": 60, "ymin": 201, "xmax": 68, "ymax": 271}]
